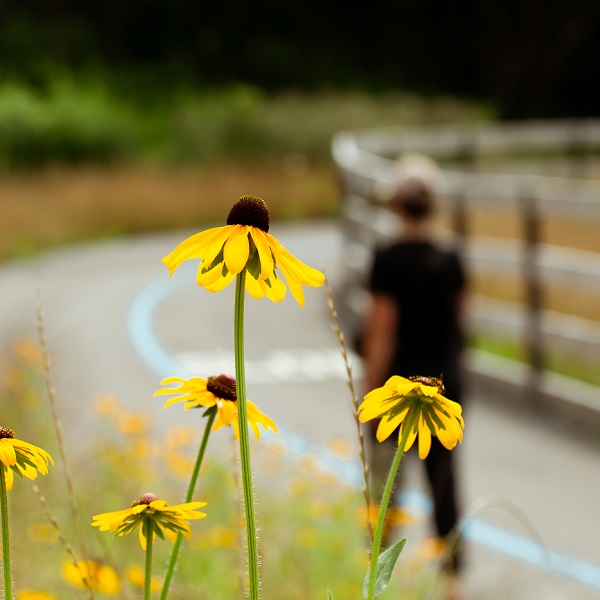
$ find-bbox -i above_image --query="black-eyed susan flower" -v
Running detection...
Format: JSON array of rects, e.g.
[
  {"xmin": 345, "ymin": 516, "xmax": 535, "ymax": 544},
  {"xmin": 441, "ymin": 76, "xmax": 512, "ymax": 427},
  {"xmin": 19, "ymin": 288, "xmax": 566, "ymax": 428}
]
[
  {"xmin": 92, "ymin": 493, "xmax": 207, "ymax": 550},
  {"xmin": 155, "ymin": 374, "xmax": 277, "ymax": 440},
  {"xmin": 358, "ymin": 375, "xmax": 464, "ymax": 459},
  {"xmin": 62, "ymin": 560, "xmax": 120, "ymax": 595},
  {"xmin": 162, "ymin": 195, "xmax": 325, "ymax": 306},
  {"xmin": 0, "ymin": 426, "xmax": 53, "ymax": 490}
]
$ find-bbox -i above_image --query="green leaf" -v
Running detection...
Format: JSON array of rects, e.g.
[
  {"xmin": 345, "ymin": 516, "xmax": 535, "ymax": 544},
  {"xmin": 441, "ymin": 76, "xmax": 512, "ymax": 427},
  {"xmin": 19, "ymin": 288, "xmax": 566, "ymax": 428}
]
[
  {"xmin": 246, "ymin": 241, "xmax": 262, "ymax": 279},
  {"xmin": 327, "ymin": 590, "xmax": 334, "ymax": 600},
  {"xmin": 202, "ymin": 405, "xmax": 217, "ymax": 418},
  {"xmin": 363, "ymin": 539, "xmax": 407, "ymax": 598}
]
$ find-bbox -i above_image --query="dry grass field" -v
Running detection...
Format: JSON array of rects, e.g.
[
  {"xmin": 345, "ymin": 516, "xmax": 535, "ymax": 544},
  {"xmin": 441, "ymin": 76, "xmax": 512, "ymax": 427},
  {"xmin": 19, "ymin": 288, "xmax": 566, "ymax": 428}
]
[
  {"xmin": 1, "ymin": 160, "xmax": 598, "ymax": 325},
  {"xmin": 0, "ymin": 161, "xmax": 339, "ymax": 260}
]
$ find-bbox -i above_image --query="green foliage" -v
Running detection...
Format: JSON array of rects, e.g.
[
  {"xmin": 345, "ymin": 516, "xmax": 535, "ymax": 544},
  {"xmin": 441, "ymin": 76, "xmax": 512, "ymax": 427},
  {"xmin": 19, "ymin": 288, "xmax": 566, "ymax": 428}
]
[
  {"xmin": 470, "ymin": 333, "xmax": 600, "ymax": 387},
  {"xmin": 363, "ymin": 539, "xmax": 407, "ymax": 598},
  {"xmin": 0, "ymin": 82, "xmax": 141, "ymax": 168},
  {"xmin": 0, "ymin": 80, "xmax": 486, "ymax": 170}
]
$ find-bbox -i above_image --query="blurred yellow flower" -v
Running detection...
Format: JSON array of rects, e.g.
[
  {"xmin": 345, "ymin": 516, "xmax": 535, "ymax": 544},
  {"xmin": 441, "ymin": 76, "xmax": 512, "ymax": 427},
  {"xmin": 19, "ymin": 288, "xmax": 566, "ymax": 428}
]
[
  {"xmin": 27, "ymin": 522, "xmax": 58, "ymax": 543},
  {"xmin": 155, "ymin": 374, "xmax": 277, "ymax": 440},
  {"xmin": 125, "ymin": 566, "xmax": 162, "ymax": 592},
  {"xmin": 417, "ymin": 536, "xmax": 447, "ymax": 561},
  {"xmin": 162, "ymin": 195, "xmax": 325, "ymax": 306},
  {"xmin": 14, "ymin": 338, "xmax": 43, "ymax": 370},
  {"xmin": 62, "ymin": 560, "xmax": 120, "ymax": 594},
  {"xmin": 0, "ymin": 426, "xmax": 53, "ymax": 490},
  {"xmin": 362, "ymin": 504, "xmax": 416, "ymax": 530},
  {"xmin": 117, "ymin": 412, "xmax": 150, "ymax": 435},
  {"xmin": 92, "ymin": 492, "xmax": 207, "ymax": 550},
  {"xmin": 16, "ymin": 592, "xmax": 56, "ymax": 600},
  {"xmin": 326, "ymin": 438, "xmax": 354, "ymax": 458},
  {"xmin": 93, "ymin": 393, "xmax": 122, "ymax": 416},
  {"xmin": 194, "ymin": 526, "xmax": 238, "ymax": 549},
  {"xmin": 358, "ymin": 375, "xmax": 464, "ymax": 459}
]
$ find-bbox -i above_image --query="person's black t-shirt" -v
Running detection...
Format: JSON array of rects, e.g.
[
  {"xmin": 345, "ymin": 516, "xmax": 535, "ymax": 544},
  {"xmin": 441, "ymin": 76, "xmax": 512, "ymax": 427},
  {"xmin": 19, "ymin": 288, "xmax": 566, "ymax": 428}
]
[{"xmin": 369, "ymin": 240, "xmax": 467, "ymax": 398}]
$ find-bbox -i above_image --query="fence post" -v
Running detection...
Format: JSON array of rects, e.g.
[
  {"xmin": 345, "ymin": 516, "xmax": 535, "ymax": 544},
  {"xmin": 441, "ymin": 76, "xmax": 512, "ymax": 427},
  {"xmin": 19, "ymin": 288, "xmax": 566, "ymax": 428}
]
[{"xmin": 521, "ymin": 193, "xmax": 544, "ymax": 402}]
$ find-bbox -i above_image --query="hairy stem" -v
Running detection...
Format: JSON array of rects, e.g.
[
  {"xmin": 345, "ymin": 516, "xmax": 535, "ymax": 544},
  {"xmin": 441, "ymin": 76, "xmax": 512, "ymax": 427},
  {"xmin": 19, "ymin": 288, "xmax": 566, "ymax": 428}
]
[
  {"xmin": 234, "ymin": 271, "xmax": 260, "ymax": 600},
  {"xmin": 144, "ymin": 520, "xmax": 154, "ymax": 600},
  {"xmin": 160, "ymin": 411, "xmax": 216, "ymax": 600},
  {"xmin": 367, "ymin": 408, "xmax": 418, "ymax": 600},
  {"xmin": 0, "ymin": 470, "xmax": 12, "ymax": 600}
]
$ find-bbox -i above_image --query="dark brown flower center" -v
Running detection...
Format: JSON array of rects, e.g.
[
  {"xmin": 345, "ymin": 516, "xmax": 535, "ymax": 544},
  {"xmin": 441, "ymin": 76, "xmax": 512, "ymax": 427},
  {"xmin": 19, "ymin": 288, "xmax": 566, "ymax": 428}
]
[
  {"xmin": 206, "ymin": 374, "xmax": 237, "ymax": 401},
  {"xmin": 133, "ymin": 492, "xmax": 159, "ymax": 507},
  {"xmin": 226, "ymin": 195, "xmax": 270, "ymax": 232},
  {"xmin": 0, "ymin": 427, "xmax": 14, "ymax": 439}
]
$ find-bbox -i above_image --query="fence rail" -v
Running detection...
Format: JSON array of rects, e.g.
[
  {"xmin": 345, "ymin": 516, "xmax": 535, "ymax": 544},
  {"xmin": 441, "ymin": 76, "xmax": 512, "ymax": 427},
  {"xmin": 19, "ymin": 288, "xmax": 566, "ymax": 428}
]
[{"xmin": 331, "ymin": 119, "xmax": 600, "ymax": 407}]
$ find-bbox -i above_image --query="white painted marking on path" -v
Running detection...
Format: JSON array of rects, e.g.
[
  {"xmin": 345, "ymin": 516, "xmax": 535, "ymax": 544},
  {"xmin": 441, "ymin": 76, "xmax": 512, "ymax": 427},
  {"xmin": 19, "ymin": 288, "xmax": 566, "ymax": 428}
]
[{"xmin": 176, "ymin": 348, "xmax": 364, "ymax": 384}]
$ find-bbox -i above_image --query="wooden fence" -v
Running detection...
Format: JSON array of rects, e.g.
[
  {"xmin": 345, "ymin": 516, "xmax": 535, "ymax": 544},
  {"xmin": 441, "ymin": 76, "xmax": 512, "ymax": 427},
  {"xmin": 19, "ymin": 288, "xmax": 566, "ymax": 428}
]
[{"xmin": 331, "ymin": 119, "xmax": 600, "ymax": 407}]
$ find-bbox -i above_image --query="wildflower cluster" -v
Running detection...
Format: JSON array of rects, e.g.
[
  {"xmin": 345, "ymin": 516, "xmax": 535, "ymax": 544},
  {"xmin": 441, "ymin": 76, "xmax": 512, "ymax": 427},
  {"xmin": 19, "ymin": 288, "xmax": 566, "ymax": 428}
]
[{"xmin": 1, "ymin": 194, "xmax": 466, "ymax": 600}]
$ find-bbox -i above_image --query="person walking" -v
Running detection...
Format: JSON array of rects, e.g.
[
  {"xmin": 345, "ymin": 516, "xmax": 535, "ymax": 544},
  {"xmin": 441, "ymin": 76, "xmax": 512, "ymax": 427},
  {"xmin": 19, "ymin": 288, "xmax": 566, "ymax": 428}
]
[{"xmin": 362, "ymin": 154, "xmax": 468, "ymax": 576}]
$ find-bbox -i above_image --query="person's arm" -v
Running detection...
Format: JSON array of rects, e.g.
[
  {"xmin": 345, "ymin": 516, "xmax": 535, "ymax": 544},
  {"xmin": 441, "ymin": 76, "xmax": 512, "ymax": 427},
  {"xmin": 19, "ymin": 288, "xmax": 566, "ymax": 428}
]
[{"xmin": 362, "ymin": 292, "xmax": 398, "ymax": 394}]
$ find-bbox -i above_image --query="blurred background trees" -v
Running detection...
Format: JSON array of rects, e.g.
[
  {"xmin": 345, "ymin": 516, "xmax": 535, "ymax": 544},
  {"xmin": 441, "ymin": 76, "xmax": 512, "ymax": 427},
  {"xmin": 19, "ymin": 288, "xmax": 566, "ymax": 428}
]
[{"xmin": 1, "ymin": 0, "xmax": 599, "ymax": 119}]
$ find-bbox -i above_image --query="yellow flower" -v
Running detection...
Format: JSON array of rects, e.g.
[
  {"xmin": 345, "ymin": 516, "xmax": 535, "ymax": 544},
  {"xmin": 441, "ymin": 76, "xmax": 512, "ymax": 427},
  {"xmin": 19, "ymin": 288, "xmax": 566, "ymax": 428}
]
[
  {"xmin": 155, "ymin": 374, "xmax": 277, "ymax": 440},
  {"xmin": 358, "ymin": 376, "xmax": 464, "ymax": 459},
  {"xmin": 125, "ymin": 566, "xmax": 162, "ymax": 592},
  {"xmin": 162, "ymin": 195, "xmax": 325, "ymax": 307},
  {"xmin": 361, "ymin": 504, "xmax": 416, "ymax": 529},
  {"xmin": 0, "ymin": 427, "xmax": 53, "ymax": 490},
  {"xmin": 16, "ymin": 592, "xmax": 56, "ymax": 600},
  {"xmin": 62, "ymin": 560, "xmax": 120, "ymax": 594},
  {"xmin": 92, "ymin": 493, "xmax": 207, "ymax": 550}
]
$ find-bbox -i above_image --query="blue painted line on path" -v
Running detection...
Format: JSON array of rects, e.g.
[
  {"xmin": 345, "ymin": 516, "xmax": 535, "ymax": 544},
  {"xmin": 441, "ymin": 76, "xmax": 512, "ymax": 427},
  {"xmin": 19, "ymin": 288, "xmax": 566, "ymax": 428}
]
[{"xmin": 126, "ymin": 271, "xmax": 600, "ymax": 593}]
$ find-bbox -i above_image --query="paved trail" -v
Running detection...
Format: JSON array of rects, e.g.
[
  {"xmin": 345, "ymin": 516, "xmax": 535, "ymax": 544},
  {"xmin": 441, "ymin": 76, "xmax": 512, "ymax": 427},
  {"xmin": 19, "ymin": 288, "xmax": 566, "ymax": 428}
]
[{"xmin": 1, "ymin": 220, "xmax": 599, "ymax": 599}]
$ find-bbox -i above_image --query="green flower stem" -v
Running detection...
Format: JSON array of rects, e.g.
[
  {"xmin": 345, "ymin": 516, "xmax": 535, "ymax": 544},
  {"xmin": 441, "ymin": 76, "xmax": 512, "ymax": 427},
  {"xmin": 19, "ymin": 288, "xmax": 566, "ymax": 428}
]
[
  {"xmin": 144, "ymin": 519, "xmax": 154, "ymax": 600},
  {"xmin": 0, "ymin": 470, "xmax": 12, "ymax": 600},
  {"xmin": 367, "ymin": 408, "xmax": 419, "ymax": 600},
  {"xmin": 159, "ymin": 411, "xmax": 216, "ymax": 600},
  {"xmin": 234, "ymin": 271, "xmax": 260, "ymax": 600}
]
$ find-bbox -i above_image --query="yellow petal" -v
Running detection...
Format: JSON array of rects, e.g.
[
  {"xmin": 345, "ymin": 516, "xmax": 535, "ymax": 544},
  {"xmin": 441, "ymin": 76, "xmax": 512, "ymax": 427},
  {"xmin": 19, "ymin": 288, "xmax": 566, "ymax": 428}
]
[
  {"xmin": 418, "ymin": 384, "xmax": 439, "ymax": 397},
  {"xmin": 0, "ymin": 441, "xmax": 16, "ymax": 467},
  {"xmin": 204, "ymin": 270, "xmax": 235, "ymax": 293},
  {"xmin": 398, "ymin": 418, "xmax": 418, "ymax": 452},
  {"xmin": 249, "ymin": 228, "xmax": 275, "ymax": 280},
  {"xmin": 246, "ymin": 400, "xmax": 278, "ymax": 439},
  {"xmin": 138, "ymin": 524, "xmax": 147, "ymax": 550},
  {"xmin": 158, "ymin": 376, "xmax": 186, "ymax": 386},
  {"xmin": 197, "ymin": 263, "xmax": 225, "ymax": 287},
  {"xmin": 244, "ymin": 274, "xmax": 266, "ymax": 299},
  {"xmin": 4, "ymin": 466, "xmax": 13, "ymax": 491},
  {"xmin": 261, "ymin": 275, "xmax": 287, "ymax": 303},
  {"xmin": 387, "ymin": 376, "xmax": 417, "ymax": 395},
  {"xmin": 267, "ymin": 234, "xmax": 325, "ymax": 285},
  {"xmin": 418, "ymin": 415, "xmax": 432, "ymax": 459},
  {"xmin": 285, "ymin": 276, "xmax": 305, "ymax": 307},
  {"xmin": 162, "ymin": 227, "xmax": 227, "ymax": 275},
  {"xmin": 201, "ymin": 226, "xmax": 235, "ymax": 270},
  {"xmin": 223, "ymin": 225, "xmax": 250, "ymax": 274},
  {"xmin": 376, "ymin": 411, "xmax": 405, "ymax": 442}
]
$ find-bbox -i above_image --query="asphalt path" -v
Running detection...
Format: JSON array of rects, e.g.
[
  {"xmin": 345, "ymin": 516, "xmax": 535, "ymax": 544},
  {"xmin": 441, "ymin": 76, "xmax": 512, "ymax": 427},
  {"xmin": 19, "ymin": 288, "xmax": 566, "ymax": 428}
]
[{"xmin": 1, "ymin": 220, "xmax": 599, "ymax": 599}]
